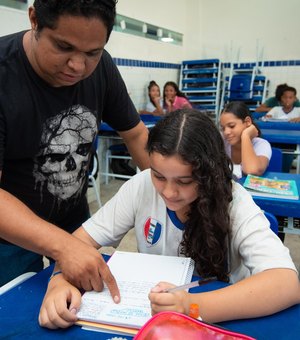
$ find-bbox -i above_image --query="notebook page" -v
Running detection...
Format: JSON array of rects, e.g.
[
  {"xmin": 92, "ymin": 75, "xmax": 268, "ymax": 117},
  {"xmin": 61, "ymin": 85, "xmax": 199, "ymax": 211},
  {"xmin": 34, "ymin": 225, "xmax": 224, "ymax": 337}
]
[
  {"xmin": 77, "ymin": 251, "xmax": 194, "ymax": 329},
  {"xmin": 107, "ymin": 251, "xmax": 193, "ymax": 284}
]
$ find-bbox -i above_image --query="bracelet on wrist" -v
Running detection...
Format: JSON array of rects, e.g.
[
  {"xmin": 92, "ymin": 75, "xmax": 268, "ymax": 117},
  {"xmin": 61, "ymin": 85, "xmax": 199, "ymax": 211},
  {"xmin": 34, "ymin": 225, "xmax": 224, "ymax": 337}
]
[
  {"xmin": 189, "ymin": 303, "xmax": 202, "ymax": 320},
  {"xmin": 48, "ymin": 270, "xmax": 62, "ymax": 282}
]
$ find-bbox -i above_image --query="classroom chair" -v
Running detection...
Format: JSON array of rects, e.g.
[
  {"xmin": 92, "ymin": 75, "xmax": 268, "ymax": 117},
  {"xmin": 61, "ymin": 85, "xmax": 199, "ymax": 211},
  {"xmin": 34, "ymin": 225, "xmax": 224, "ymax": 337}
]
[
  {"xmin": 105, "ymin": 143, "xmax": 136, "ymax": 184},
  {"xmin": 264, "ymin": 211, "xmax": 279, "ymax": 235},
  {"xmin": 266, "ymin": 147, "xmax": 282, "ymax": 172}
]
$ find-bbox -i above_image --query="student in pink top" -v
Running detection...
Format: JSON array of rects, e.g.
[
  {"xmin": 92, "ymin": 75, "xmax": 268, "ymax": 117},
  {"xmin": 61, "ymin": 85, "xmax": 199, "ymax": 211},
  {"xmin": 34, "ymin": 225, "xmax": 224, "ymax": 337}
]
[{"xmin": 163, "ymin": 81, "xmax": 192, "ymax": 112}]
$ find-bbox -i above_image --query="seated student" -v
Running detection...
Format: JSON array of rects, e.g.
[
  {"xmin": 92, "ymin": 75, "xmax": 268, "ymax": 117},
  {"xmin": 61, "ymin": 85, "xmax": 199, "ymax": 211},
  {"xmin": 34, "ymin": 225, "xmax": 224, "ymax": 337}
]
[
  {"xmin": 163, "ymin": 81, "xmax": 192, "ymax": 113},
  {"xmin": 263, "ymin": 86, "xmax": 300, "ymax": 122},
  {"xmin": 262, "ymin": 86, "xmax": 299, "ymax": 175},
  {"xmin": 220, "ymin": 101, "xmax": 272, "ymax": 179},
  {"xmin": 256, "ymin": 83, "xmax": 300, "ymax": 113},
  {"xmin": 38, "ymin": 109, "xmax": 299, "ymax": 329},
  {"xmin": 139, "ymin": 80, "xmax": 164, "ymax": 116}
]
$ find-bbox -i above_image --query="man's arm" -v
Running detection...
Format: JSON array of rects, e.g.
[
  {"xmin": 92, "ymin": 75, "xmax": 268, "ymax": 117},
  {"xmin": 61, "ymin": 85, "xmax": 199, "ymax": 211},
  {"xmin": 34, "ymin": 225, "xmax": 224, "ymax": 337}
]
[
  {"xmin": 118, "ymin": 121, "xmax": 150, "ymax": 170},
  {"xmin": 0, "ymin": 185, "xmax": 119, "ymax": 296}
]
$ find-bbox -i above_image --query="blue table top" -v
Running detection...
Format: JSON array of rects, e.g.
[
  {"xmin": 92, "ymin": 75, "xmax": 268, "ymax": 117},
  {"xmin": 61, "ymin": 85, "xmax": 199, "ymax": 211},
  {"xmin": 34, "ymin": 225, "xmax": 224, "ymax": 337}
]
[
  {"xmin": 239, "ymin": 172, "xmax": 300, "ymax": 218},
  {"xmin": 99, "ymin": 115, "xmax": 161, "ymax": 133},
  {"xmin": 260, "ymin": 129, "xmax": 300, "ymax": 145},
  {"xmin": 256, "ymin": 120, "xmax": 300, "ymax": 130},
  {"xmin": 1, "ymin": 262, "xmax": 300, "ymax": 340},
  {"xmin": 261, "ymin": 129, "xmax": 300, "ymax": 144},
  {"xmin": 99, "ymin": 121, "xmax": 156, "ymax": 133}
]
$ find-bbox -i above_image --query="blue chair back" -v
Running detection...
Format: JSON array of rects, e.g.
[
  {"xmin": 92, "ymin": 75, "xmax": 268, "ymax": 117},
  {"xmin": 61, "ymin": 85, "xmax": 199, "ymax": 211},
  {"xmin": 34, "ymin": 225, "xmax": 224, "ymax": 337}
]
[
  {"xmin": 264, "ymin": 211, "xmax": 278, "ymax": 235},
  {"xmin": 229, "ymin": 74, "xmax": 253, "ymax": 101},
  {"xmin": 266, "ymin": 147, "xmax": 282, "ymax": 172}
]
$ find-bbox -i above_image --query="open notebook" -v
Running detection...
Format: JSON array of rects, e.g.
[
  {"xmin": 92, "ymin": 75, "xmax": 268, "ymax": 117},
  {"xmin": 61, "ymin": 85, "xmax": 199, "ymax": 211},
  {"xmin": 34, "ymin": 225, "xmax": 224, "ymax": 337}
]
[{"xmin": 76, "ymin": 251, "xmax": 194, "ymax": 334}]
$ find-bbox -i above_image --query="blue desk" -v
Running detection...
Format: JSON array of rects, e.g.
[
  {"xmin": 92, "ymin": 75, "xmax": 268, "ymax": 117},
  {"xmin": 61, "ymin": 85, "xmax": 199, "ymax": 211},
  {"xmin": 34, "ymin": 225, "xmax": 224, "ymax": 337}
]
[
  {"xmin": 239, "ymin": 172, "xmax": 300, "ymax": 234},
  {"xmin": 99, "ymin": 116, "xmax": 159, "ymax": 133},
  {"xmin": 1, "ymin": 264, "xmax": 300, "ymax": 340},
  {"xmin": 260, "ymin": 129, "xmax": 300, "ymax": 173},
  {"xmin": 256, "ymin": 120, "xmax": 300, "ymax": 131}
]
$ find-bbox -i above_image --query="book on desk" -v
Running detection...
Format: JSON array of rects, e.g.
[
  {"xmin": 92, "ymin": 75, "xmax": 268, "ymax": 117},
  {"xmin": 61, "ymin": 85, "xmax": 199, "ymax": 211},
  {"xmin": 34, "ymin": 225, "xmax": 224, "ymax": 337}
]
[
  {"xmin": 76, "ymin": 251, "xmax": 194, "ymax": 335},
  {"xmin": 260, "ymin": 117, "xmax": 289, "ymax": 122},
  {"xmin": 243, "ymin": 174, "xmax": 299, "ymax": 200}
]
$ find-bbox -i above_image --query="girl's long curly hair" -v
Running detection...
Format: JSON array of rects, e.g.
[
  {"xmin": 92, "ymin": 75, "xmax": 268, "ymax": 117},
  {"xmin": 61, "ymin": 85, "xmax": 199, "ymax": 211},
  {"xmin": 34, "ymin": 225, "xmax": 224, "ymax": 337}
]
[{"xmin": 147, "ymin": 109, "xmax": 233, "ymax": 281}]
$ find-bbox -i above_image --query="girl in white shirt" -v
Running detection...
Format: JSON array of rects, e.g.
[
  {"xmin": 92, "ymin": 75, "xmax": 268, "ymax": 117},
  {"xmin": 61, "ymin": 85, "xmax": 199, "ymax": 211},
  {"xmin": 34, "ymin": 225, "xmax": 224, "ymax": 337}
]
[
  {"xmin": 39, "ymin": 109, "xmax": 299, "ymax": 329},
  {"xmin": 139, "ymin": 80, "xmax": 164, "ymax": 116},
  {"xmin": 264, "ymin": 86, "xmax": 300, "ymax": 122},
  {"xmin": 220, "ymin": 101, "xmax": 272, "ymax": 179}
]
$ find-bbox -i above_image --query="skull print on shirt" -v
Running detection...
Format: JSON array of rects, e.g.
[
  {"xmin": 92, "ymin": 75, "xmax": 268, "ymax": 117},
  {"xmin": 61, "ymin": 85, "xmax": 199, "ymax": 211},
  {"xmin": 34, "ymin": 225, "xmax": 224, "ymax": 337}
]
[{"xmin": 33, "ymin": 105, "xmax": 97, "ymax": 203}]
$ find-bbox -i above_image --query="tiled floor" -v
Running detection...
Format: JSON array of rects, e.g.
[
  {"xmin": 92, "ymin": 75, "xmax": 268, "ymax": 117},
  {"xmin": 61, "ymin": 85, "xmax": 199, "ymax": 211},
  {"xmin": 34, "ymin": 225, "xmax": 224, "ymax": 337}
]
[{"xmin": 93, "ymin": 178, "xmax": 300, "ymax": 272}]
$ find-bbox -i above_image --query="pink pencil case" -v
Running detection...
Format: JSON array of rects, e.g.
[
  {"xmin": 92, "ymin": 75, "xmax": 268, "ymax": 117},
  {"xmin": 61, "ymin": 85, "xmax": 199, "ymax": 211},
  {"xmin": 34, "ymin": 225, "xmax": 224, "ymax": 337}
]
[{"xmin": 134, "ymin": 311, "xmax": 256, "ymax": 340}]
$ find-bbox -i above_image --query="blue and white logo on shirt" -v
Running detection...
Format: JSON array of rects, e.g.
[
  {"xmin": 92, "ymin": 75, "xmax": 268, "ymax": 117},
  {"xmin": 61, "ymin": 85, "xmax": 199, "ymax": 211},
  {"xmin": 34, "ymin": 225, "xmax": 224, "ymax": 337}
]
[{"xmin": 144, "ymin": 217, "xmax": 162, "ymax": 246}]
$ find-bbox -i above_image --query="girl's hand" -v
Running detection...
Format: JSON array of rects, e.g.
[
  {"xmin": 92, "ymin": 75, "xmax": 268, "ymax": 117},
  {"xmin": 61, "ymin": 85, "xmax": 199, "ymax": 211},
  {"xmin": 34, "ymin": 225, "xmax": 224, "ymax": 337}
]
[
  {"xmin": 38, "ymin": 275, "xmax": 82, "ymax": 329},
  {"xmin": 289, "ymin": 117, "xmax": 300, "ymax": 123},
  {"xmin": 242, "ymin": 124, "xmax": 259, "ymax": 140},
  {"xmin": 153, "ymin": 96, "xmax": 161, "ymax": 106},
  {"xmin": 148, "ymin": 282, "xmax": 191, "ymax": 316},
  {"xmin": 165, "ymin": 98, "xmax": 172, "ymax": 107}
]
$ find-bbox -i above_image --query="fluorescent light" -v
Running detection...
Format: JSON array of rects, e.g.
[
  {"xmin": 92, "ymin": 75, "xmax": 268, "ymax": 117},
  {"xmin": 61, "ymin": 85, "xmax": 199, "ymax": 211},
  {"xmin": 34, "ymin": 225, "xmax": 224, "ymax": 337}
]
[
  {"xmin": 161, "ymin": 33, "xmax": 174, "ymax": 43},
  {"xmin": 120, "ymin": 20, "xmax": 126, "ymax": 30},
  {"xmin": 161, "ymin": 37, "xmax": 174, "ymax": 42},
  {"xmin": 142, "ymin": 23, "xmax": 147, "ymax": 33}
]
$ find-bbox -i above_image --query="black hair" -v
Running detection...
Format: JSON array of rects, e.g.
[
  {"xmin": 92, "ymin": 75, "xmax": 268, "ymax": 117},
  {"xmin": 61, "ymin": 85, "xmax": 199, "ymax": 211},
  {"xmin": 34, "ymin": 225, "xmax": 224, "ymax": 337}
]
[
  {"xmin": 281, "ymin": 86, "xmax": 297, "ymax": 97},
  {"xmin": 147, "ymin": 81, "xmax": 160, "ymax": 107},
  {"xmin": 163, "ymin": 81, "xmax": 190, "ymax": 106},
  {"xmin": 33, "ymin": 0, "xmax": 117, "ymax": 41},
  {"xmin": 222, "ymin": 101, "xmax": 261, "ymax": 137},
  {"xmin": 146, "ymin": 109, "xmax": 233, "ymax": 281},
  {"xmin": 275, "ymin": 83, "xmax": 288, "ymax": 101}
]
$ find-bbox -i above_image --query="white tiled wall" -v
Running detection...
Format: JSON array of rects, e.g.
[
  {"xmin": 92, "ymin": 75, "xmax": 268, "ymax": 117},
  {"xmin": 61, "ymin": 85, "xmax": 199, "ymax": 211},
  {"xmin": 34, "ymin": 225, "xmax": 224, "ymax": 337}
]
[{"xmin": 263, "ymin": 67, "xmax": 300, "ymax": 99}]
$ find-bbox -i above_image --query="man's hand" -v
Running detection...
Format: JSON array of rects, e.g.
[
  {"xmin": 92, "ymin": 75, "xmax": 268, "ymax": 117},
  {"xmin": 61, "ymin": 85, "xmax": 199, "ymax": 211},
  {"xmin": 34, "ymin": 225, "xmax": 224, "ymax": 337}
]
[{"xmin": 55, "ymin": 235, "xmax": 120, "ymax": 303}]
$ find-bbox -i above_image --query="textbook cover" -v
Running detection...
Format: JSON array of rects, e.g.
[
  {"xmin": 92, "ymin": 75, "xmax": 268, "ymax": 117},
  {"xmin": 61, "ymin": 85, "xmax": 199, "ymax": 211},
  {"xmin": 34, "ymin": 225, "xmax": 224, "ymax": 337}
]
[{"xmin": 243, "ymin": 175, "xmax": 299, "ymax": 200}]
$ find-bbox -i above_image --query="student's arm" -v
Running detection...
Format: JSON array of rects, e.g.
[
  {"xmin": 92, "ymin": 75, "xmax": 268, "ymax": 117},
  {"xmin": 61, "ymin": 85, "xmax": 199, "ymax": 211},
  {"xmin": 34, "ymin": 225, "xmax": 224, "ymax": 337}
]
[
  {"xmin": 149, "ymin": 268, "xmax": 300, "ymax": 322},
  {"xmin": 240, "ymin": 125, "xmax": 269, "ymax": 175},
  {"xmin": 139, "ymin": 109, "xmax": 153, "ymax": 115},
  {"xmin": 289, "ymin": 108, "xmax": 300, "ymax": 122},
  {"xmin": 0, "ymin": 187, "xmax": 119, "ymax": 294},
  {"xmin": 38, "ymin": 227, "xmax": 118, "ymax": 329},
  {"xmin": 118, "ymin": 121, "xmax": 150, "ymax": 170},
  {"xmin": 139, "ymin": 108, "xmax": 164, "ymax": 117},
  {"xmin": 289, "ymin": 117, "xmax": 300, "ymax": 122},
  {"xmin": 255, "ymin": 103, "xmax": 272, "ymax": 113},
  {"xmin": 152, "ymin": 97, "xmax": 165, "ymax": 115}
]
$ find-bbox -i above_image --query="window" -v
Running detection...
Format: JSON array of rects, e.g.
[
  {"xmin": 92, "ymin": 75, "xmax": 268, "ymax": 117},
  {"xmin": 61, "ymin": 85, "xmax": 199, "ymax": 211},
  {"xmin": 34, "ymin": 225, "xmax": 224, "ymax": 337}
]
[{"xmin": 114, "ymin": 14, "xmax": 183, "ymax": 46}]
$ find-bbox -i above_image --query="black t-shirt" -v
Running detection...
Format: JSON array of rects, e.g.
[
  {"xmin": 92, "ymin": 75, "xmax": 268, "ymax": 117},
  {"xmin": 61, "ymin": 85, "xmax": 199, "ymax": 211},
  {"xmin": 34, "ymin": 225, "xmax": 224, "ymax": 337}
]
[{"xmin": 0, "ymin": 31, "xmax": 140, "ymax": 232}]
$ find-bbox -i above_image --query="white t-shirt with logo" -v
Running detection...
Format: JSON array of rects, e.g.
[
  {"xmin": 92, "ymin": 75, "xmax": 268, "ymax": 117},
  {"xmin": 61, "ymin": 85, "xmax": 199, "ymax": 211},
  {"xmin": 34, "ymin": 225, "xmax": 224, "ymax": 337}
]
[{"xmin": 83, "ymin": 169, "xmax": 296, "ymax": 283}]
